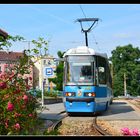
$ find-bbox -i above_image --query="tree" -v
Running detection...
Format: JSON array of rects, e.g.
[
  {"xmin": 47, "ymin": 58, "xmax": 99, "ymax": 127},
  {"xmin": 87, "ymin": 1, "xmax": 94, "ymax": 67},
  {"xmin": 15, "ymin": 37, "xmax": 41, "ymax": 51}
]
[
  {"xmin": 110, "ymin": 44, "xmax": 140, "ymax": 97},
  {"xmin": 0, "ymin": 35, "xmax": 24, "ymax": 50},
  {"xmin": 49, "ymin": 51, "xmax": 65, "ymax": 91}
]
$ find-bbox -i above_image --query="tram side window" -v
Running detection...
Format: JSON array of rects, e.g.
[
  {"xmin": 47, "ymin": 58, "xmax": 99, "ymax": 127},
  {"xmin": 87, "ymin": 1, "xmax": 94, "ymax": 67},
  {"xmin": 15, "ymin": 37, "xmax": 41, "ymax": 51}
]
[
  {"xmin": 97, "ymin": 56, "xmax": 106, "ymax": 84},
  {"xmin": 106, "ymin": 63, "xmax": 112, "ymax": 88}
]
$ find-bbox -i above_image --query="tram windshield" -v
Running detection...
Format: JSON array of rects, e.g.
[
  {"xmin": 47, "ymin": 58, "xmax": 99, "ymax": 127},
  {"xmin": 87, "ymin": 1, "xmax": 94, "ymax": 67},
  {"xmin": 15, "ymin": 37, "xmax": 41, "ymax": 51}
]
[{"xmin": 65, "ymin": 56, "xmax": 95, "ymax": 84}]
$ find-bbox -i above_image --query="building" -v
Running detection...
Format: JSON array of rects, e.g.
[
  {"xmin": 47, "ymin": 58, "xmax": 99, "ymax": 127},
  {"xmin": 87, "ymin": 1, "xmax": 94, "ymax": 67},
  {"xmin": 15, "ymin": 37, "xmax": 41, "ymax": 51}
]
[
  {"xmin": 32, "ymin": 54, "xmax": 57, "ymax": 90},
  {"xmin": 0, "ymin": 51, "xmax": 23, "ymax": 72},
  {"xmin": 0, "ymin": 51, "xmax": 33, "ymax": 86}
]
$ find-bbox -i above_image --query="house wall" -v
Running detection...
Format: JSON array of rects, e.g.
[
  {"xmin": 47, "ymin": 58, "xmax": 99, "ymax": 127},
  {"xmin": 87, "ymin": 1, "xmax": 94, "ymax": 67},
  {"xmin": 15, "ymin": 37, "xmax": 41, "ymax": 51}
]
[{"xmin": 32, "ymin": 55, "xmax": 57, "ymax": 90}]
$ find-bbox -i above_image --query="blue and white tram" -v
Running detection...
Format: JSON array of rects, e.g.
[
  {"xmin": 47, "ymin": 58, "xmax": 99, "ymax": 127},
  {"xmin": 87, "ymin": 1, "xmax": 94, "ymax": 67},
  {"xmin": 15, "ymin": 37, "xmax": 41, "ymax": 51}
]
[{"xmin": 62, "ymin": 46, "xmax": 113, "ymax": 114}]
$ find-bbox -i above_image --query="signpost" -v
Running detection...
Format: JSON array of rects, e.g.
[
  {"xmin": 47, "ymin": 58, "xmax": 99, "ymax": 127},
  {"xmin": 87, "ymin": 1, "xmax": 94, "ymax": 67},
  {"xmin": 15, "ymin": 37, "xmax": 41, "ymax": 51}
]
[
  {"xmin": 42, "ymin": 67, "xmax": 55, "ymax": 106},
  {"xmin": 41, "ymin": 79, "xmax": 46, "ymax": 106}
]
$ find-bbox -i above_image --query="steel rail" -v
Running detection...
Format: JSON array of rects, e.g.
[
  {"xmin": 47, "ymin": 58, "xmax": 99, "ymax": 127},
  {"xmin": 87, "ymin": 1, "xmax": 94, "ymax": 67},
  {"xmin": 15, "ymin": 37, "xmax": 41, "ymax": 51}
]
[
  {"xmin": 47, "ymin": 111, "xmax": 68, "ymax": 132},
  {"xmin": 47, "ymin": 111, "xmax": 111, "ymax": 136},
  {"xmin": 93, "ymin": 116, "xmax": 111, "ymax": 136}
]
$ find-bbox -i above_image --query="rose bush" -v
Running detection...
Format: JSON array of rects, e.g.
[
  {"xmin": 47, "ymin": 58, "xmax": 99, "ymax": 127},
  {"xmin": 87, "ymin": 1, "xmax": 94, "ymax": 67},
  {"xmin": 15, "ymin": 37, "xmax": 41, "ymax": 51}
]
[
  {"xmin": 0, "ymin": 36, "xmax": 49, "ymax": 135},
  {"xmin": 0, "ymin": 70, "xmax": 38, "ymax": 135},
  {"xmin": 121, "ymin": 127, "xmax": 139, "ymax": 136}
]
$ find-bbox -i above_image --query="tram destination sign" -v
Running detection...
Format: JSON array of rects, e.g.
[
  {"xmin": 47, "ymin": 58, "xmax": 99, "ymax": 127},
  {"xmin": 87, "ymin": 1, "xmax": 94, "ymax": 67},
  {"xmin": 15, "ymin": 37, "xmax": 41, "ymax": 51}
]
[{"xmin": 68, "ymin": 56, "xmax": 94, "ymax": 62}]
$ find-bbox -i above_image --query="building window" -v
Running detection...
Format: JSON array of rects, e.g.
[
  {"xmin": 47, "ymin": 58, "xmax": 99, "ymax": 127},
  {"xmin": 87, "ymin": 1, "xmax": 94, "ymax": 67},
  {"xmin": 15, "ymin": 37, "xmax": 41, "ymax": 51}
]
[
  {"xmin": 43, "ymin": 60, "xmax": 46, "ymax": 65},
  {"xmin": 48, "ymin": 59, "xmax": 51, "ymax": 65}
]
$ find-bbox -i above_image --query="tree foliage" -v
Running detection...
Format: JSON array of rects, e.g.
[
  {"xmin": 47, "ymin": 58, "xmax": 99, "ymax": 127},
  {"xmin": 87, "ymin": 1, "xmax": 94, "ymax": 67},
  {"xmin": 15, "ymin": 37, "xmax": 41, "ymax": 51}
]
[
  {"xmin": 0, "ymin": 35, "xmax": 24, "ymax": 50},
  {"xmin": 110, "ymin": 44, "xmax": 140, "ymax": 97},
  {"xmin": 49, "ymin": 51, "xmax": 65, "ymax": 91}
]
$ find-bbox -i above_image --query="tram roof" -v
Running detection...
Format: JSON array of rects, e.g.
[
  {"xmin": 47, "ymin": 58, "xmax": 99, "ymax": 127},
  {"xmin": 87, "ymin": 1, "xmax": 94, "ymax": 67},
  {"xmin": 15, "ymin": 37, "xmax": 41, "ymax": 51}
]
[{"xmin": 63, "ymin": 46, "xmax": 108, "ymax": 59}]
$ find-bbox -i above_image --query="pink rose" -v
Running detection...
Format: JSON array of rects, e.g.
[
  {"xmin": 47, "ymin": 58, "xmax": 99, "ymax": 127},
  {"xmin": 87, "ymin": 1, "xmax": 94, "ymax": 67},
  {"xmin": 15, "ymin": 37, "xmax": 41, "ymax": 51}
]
[
  {"xmin": 0, "ymin": 82, "xmax": 7, "ymax": 89},
  {"xmin": 7, "ymin": 101, "xmax": 14, "ymax": 111},
  {"xmin": 23, "ymin": 95, "xmax": 28, "ymax": 103},
  {"xmin": 132, "ymin": 128, "xmax": 139, "ymax": 136},
  {"xmin": 28, "ymin": 114, "xmax": 33, "ymax": 117},
  {"xmin": 14, "ymin": 123, "xmax": 20, "ymax": 130},
  {"xmin": 121, "ymin": 127, "xmax": 132, "ymax": 135}
]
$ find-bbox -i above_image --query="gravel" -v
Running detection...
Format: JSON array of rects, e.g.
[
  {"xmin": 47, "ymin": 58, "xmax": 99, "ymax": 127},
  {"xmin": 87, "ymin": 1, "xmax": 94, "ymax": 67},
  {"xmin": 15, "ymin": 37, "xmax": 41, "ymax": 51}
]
[{"xmin": 58, "ymin": 117, "xmax": 101, "ymax": 136}]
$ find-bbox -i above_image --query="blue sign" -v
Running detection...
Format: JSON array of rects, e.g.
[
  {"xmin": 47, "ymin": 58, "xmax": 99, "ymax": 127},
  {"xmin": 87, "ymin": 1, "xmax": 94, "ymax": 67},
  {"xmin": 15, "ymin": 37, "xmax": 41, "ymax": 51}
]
[{"xmin": 44, "ymin": 67, "xmax": 54, "ymax": 77}]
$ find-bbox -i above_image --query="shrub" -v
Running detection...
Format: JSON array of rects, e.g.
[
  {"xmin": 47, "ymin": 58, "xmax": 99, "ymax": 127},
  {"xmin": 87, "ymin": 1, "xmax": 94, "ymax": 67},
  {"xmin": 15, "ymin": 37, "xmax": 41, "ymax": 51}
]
[
  {"xmin": 0, "ymin": 36, "xmax": 49, "ymax": 135},
  {"xmin": 121, "ymin": 127, "xmax": 139, "ymax": 136},
  {"xmin": 0, "ymin": 72, "xmax": 38, "ymax": 135},
  {"xmin": 44, "ymin": 90, "xmax": 58, "ymax": 98}
]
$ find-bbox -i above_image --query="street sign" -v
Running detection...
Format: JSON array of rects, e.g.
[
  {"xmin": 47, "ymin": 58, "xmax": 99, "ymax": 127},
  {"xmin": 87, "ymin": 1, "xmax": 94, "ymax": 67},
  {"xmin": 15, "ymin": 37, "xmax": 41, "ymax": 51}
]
[{"xmin": 44, "ymin": 67, "xmax": 54, "ymax": 78}]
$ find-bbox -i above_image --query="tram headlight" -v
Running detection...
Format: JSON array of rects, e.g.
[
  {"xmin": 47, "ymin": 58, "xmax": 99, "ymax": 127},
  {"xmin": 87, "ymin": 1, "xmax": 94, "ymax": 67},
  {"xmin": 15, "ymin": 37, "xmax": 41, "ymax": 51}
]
[
  {"xmin": 84, "ymin": 92, "xmax": 95, "ymax": 97},
  {"xmin": 65, "ymin": 92, "xmax": 75, "ymax": 97}
]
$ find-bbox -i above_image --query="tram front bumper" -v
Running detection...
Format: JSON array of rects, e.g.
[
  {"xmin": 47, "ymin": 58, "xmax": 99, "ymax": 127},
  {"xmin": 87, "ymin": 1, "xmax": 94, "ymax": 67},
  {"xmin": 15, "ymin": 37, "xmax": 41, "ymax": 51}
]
[
  {"xmin": 65, "ymin": 97, "xmax": 95, "ymax": 112},
  {"xmin": 66, "ymin": 97, "xmax": 94, "ymax": 102}
]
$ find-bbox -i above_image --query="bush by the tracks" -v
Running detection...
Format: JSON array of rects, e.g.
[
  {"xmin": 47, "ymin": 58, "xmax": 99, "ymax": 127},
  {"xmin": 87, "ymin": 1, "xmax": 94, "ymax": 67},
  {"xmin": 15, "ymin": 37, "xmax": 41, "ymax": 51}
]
[
  {"xmin": 28, "ymin": 89, "xmax": 63, "ymax": 98},
  {"xmin": 0, "ymin": 72, "xmax": 39, "ymax": 135},
  {"xmin": 0, "ymin": 36, "xmax": 49, "ymax": 135},
  {"xmin": 121, "ymin": 127, "xmax": 139, "ymax": 136}
]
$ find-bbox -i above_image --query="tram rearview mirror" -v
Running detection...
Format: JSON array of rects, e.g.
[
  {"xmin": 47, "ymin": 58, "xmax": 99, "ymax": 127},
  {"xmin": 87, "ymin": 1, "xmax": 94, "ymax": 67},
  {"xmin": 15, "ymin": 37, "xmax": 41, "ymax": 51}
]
[{"xmin": 99, "ymin": 67, "xmax": 105, "ymax": 73}]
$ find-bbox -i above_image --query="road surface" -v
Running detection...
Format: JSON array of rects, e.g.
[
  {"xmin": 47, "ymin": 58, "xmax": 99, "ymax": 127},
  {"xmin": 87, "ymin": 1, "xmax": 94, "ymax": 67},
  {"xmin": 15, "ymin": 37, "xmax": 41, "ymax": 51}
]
[{"xmin": 38, "ymin": 99, "xmax": 140, "ymax": 121}]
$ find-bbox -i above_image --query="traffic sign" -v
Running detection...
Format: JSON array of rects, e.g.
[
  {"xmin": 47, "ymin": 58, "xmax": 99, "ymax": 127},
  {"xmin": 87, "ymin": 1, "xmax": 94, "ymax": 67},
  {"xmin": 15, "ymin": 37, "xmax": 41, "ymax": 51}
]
[{"xmin": 44, "ymin": 67, "xmax": 54, "ymax": 78}]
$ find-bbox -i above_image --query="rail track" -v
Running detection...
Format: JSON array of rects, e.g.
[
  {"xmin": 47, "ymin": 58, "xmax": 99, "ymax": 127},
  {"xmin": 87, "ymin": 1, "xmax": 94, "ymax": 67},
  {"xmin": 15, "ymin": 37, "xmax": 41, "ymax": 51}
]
[
  {"xmin": 47, "ymin": 111, "xmax": 111, "ymax": 136},
  {"xmin": 47, "ymin": 111, "xmax": 68, "ymax": 133},
  {"xmin": 93, "ymin": 116, "xmax": 111, "ymax": 136}
]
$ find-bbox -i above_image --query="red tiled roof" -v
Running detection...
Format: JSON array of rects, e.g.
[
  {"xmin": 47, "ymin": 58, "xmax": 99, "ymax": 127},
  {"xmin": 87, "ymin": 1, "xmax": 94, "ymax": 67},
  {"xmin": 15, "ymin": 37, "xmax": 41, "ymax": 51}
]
[
  {"xmin": 0, "ymin": 51, "xmax": 24, "ymax": 61},
  {"xmin": 0, "ymin": 29, "xmax": 8, "ymax": 39}
]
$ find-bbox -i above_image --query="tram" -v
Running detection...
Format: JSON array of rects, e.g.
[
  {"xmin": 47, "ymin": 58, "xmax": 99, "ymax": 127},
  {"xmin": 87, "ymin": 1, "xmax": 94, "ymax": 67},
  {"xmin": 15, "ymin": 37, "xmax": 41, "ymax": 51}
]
[{"xmin": 62, "ymin": 46, "xmax": 113, "ymax": 114}]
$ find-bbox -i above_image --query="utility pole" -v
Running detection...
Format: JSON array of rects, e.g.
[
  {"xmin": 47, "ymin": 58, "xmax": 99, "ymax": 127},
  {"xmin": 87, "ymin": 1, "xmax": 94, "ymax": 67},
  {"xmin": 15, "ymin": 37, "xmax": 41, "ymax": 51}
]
[
  {"xmin": 22, "ymin": 41, "xmax": 32, "ymax": 69},
  {"xmin": 22, "ymin": 40, "xmax": 31, "ymax": 55},
  {"xmin": 22, "ymin": 40, "xmax": 32, "ymax": 87},
  {"xmin": 124, "ymin": 73, "xmax": 127, "ymax": 97},
  {"xmin": 110, "ymin": 62, "xmax": 113, "ymax": 91}
]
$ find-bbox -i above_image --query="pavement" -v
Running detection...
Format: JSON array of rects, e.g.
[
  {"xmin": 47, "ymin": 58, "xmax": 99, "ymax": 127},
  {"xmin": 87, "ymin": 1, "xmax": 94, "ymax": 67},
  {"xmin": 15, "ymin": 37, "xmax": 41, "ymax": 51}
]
[
  {"xmin": 36, "ymin": 99, "xmax": 140, "ymax": 134},
  {"xmin": 37, "ymin": 99, "xmax": 140, "ymax": 121},
  {"xmin": 98, "ymin": 100, "xmax": 140, "ymax": 120},
  {"xmin": 37, "ymin": 102, "xmax": 66, "ymax": 120}
]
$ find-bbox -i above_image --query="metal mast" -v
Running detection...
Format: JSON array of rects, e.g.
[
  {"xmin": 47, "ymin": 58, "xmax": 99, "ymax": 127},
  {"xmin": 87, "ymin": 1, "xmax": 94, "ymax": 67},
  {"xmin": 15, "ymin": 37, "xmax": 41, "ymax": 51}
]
[{"xmin": 76, "ymin": 18, "xmax": 99, "ymax": 47}]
